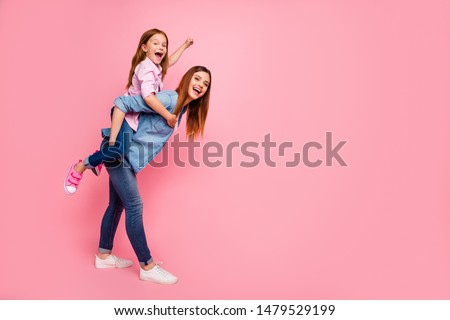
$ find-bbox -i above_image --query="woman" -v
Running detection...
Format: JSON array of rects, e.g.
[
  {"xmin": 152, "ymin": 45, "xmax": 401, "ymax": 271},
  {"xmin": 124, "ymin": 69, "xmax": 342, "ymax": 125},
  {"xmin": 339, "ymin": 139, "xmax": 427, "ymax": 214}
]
[{"xmin": 94, "ymin": 66, "xmax": 211, "ymax": 284}]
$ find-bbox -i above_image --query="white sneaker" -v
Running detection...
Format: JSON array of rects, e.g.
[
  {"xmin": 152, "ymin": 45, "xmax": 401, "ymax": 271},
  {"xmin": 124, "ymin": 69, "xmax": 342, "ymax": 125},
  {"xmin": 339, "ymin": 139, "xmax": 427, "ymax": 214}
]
[
  {"xmin": 140, "ymin": 265, "xmax": 178, "ymax": 284},
  {"xmin": 95, "ymin": 254, "xmax": 133, "ymax": 269}
]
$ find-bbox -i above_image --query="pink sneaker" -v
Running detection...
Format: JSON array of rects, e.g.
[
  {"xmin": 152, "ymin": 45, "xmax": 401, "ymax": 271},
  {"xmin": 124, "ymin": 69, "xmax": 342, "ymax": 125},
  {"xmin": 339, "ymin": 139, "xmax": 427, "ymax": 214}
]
[
  {"xmin": 64, "ymin": 161, "xmax": 83, "ymax": 195},
  {"xmin": 90, "ymin": 150, "xmax": 103, "ymax": 176}
]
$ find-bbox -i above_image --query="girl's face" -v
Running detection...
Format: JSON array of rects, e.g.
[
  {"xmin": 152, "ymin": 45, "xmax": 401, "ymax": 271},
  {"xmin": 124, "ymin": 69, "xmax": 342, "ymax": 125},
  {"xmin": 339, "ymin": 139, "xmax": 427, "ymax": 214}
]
[
  {"xmin": 141, "ymin": 33, "xmax": 167, "ymax": 65},
  {"xmin": 188, "ymin": 71, "xmax": 210, "ymax": 100}
]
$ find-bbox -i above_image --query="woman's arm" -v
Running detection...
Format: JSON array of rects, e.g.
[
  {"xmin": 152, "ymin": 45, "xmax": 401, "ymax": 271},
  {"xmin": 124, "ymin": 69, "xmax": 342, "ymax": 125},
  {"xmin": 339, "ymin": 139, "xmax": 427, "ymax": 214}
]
[{"xmin": 168, "ymin": 37, "xmax": 194, "ymax": 67}]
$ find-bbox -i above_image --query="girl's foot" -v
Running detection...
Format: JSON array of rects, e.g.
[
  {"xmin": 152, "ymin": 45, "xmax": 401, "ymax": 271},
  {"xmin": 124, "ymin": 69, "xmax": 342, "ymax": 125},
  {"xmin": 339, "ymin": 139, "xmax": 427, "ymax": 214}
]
[{"xmin": 64, "ymin": 161, "xmax": 83, "ymax": 195}]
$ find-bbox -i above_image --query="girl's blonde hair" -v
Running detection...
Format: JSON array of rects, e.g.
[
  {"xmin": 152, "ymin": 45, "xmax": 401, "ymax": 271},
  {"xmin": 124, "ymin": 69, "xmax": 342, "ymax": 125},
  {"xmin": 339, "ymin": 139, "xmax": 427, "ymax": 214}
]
[
  {"xmin": 174, "ymin": 66, "xmax": 212, "ymax": 141},
  {"xmin": 127, "ymin": 29, "xmax": 169, "ymax": 89}
]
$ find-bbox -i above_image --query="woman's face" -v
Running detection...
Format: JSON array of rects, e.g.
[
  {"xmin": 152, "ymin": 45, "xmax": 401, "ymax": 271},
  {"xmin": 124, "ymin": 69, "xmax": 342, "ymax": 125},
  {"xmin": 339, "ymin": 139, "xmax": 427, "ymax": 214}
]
[
  {"xmin": 141, "ymin": 33, "xmax": 167, "ymax": 65},
  {"xmin": 188, "ymin": 71, "xmax": 210, "ymax": 100}
]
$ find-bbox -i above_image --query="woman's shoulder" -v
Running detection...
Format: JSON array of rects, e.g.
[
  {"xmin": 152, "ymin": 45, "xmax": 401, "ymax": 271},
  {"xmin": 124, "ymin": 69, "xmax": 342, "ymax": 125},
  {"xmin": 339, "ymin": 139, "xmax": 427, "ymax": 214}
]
[
  {"xmin": 157, "ymin": 90, "xmax": 177, "ymax": 96},
  {"xmin": 156, "ymin": 90, "xmax": 178, "ymax": 107}
]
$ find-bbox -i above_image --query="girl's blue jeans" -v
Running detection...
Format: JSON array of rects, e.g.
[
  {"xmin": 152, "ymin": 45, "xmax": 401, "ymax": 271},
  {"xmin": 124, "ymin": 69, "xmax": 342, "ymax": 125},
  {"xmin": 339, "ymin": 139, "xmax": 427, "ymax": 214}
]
[{"xmin": 83, "ymin": 109, "xmax": 132, "ymax": 169}]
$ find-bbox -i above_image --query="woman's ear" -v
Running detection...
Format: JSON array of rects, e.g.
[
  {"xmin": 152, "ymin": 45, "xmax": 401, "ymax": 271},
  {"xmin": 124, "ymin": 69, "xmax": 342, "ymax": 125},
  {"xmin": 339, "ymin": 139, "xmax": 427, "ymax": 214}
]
[{"xmin": 141, "ymin": 43, "xmax": 148, "ymax": 53}]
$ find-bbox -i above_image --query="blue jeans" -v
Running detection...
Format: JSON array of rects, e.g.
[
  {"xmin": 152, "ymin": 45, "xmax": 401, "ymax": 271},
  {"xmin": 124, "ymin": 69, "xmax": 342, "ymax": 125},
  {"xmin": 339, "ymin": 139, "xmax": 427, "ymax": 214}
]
[
  {"xmin": 97, "ymin": 120, "xmax": 153, "ymax": 265},
  {"xmin": 98, "ymin": 162, "xmax": 153, "ymax": 265},
  {"xmin": 83, "ymin": 109, "xmax": 134, "ymax": 169}
]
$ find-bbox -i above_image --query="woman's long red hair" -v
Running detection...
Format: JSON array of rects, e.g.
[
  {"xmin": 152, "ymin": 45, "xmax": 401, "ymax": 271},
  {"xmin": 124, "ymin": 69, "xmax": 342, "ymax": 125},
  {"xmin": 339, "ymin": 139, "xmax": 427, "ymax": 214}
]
[{"xmin": 174, "ymin": 66, "xmax": 212, "ymax": 141}]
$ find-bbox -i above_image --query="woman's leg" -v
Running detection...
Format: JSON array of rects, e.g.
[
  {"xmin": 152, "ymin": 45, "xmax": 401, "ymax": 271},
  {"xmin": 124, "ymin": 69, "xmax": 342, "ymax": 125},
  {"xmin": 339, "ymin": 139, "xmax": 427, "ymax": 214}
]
[
  {"xmin": 106, "ymin": 164, "xmax": 153, "ymax": 265},
  {"xmin": 98, "ymin": 177, "xmax": 124, "ymax": 253},
  {"xmin": 96, "ymin": 143, "xmax": 177, "ymax": 283},
  {"xmin": 95, "ymin": 176, "xmax": 134, "ymax": 268}
]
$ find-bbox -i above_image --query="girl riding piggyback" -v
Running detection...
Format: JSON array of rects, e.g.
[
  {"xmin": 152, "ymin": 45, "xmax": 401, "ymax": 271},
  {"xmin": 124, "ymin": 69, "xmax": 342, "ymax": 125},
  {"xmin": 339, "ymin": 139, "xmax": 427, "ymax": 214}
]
[{"xmin": 64, "ymin": 28, "xmax": 193, "ymax": 195}]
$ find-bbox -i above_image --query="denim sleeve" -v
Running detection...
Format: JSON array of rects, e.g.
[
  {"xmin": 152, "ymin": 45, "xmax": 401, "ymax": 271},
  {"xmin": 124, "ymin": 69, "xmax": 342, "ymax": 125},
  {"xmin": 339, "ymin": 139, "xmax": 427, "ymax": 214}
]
[
  {"xmin": 113, "ymin": 95, "xmax": 155, "ymax": 114},
  {"xmin": 155, "ymin": 91, "xmax": 172, "ymax": 109}
]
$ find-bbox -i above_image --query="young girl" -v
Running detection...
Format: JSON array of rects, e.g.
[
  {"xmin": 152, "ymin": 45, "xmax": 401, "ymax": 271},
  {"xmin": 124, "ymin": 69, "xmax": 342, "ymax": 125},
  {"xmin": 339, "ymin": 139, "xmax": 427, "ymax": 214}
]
[
  {"xmin": 64, "ymin": 28, "xmax": 193, "ymax": 195},
  {"xmin": 94, "ymin": 66, "xmax": 212, "ymax": 284}
]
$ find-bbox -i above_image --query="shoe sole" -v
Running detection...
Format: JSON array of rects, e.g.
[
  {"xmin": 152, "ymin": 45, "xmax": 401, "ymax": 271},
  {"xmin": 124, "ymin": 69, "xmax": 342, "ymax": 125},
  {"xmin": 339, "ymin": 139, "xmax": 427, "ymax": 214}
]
[
  {"xmin": 139, "ymin": 275, "xmax": 178, "ymax": 284},
  {"xmin": 139, "ymin": 278, "xmax": 178, "ymax": 284},
  {"xmin": 95, "ymin": 264, "xmax": 133, "ymax": 269}
]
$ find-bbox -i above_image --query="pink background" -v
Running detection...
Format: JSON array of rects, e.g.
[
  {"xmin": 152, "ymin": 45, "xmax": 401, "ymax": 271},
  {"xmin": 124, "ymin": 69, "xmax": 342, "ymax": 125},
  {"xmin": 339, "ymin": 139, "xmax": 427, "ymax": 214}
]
[{"xmin": 1, "ymin": 0, "xmax": 450, "ymax": 299}]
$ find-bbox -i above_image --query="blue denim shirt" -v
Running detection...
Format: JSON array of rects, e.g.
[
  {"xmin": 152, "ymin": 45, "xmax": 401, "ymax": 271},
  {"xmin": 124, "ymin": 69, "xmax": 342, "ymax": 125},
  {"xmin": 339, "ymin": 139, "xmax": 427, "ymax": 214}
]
[{"xmin": 106, "ymin": 90, "xmax": 186, "ymax": 174}]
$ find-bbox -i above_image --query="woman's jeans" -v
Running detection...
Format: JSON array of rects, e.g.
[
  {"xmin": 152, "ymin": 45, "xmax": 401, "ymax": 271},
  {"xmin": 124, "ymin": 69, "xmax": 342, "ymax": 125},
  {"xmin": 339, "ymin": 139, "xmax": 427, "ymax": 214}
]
[{"xmin": 97, "ymin": 121, "xmax": 153, "ymax": 265}]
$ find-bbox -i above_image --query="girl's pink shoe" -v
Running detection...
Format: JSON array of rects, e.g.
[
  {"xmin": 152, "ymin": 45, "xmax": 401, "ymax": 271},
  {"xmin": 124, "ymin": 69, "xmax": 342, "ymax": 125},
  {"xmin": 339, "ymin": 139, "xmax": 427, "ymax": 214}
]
[{"xmin": 64, "ymin": 161, "xmax": 83, "ymax": 195}]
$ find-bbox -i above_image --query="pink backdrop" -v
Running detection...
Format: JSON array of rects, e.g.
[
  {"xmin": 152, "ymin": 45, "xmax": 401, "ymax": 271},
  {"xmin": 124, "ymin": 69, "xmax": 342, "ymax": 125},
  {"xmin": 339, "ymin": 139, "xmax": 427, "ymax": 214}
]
[{"xmin": 1, "ymin": 0, "xmax": 450, "ymax": 299}]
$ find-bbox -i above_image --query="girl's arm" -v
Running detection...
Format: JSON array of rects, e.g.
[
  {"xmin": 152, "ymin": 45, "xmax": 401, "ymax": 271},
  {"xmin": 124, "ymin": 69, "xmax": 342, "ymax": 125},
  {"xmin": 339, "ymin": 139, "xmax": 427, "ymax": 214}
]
[
  {"xmin": 112, "ymin": 92, "xmax": 176, "ymax": 133},
  {"xmin": 108, "ymin": 107, "xmax": 125, "ymax": 146},
  {"xmin": 137, "ymin": 64, "xmax": 177, "ymax": 125},
  {"xmin": 168, "ymin": 37, "xmax": 194, "ymax": 67},
  {"xmin": 108, "ymin": 90, "xmax": 171, "ymax": 146},
  {"xmin": 144, "ymin": 94, "xmax": 176, "ymax": 127}
]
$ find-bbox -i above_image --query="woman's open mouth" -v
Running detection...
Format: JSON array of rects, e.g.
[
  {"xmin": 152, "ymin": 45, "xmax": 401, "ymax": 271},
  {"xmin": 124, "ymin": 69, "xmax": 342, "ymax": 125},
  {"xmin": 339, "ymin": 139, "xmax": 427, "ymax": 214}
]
[{"xmin": 193, "ymin": 86, "xmax": 202, "ymax": 96}]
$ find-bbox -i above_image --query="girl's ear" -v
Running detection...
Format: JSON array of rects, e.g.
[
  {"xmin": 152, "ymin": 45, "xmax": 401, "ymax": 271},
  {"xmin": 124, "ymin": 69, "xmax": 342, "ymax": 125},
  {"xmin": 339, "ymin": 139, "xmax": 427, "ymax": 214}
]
[{"xmin": 141, "ymin": 43, "xmax": 148, "ymax": 53}]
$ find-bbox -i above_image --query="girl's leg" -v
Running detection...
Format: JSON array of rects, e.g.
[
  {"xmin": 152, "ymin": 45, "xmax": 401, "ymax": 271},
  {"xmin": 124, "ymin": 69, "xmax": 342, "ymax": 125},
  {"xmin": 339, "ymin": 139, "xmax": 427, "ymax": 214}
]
[
  {"xmin": 81, "ymin": 119, "xmax": 134, "ymax": 172},
  {"xmin": 64, "ymin": 118, "xmax": 134, "ymax": 195}
]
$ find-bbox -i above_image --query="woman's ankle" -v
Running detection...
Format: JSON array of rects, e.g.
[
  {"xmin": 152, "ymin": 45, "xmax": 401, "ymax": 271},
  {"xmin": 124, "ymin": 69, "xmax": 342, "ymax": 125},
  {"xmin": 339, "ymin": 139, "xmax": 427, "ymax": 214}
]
[
  {"xmin": 141, "ymin": 262, "xmax": 156, "ymax": 271},
  {"xmin": 97, "ymin": 253, "xmax": 111, "ymax": 260}
]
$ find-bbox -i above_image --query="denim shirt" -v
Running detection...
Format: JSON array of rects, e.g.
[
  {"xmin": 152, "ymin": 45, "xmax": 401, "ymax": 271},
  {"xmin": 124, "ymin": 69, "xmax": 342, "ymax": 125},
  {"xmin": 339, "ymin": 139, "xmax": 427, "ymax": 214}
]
[{"xmin": 108, "ymin": 90, "xmax": 186, "ymax": 174}]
